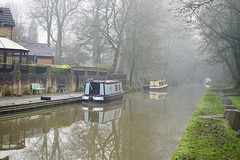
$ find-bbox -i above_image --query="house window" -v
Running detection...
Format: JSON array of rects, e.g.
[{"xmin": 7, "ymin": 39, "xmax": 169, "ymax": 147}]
[
  {"xmin": 22, "ymin": 56, "xmax": 27, "ymax": 64},
  {"xmin": 6, "ymin": 53, "xmax": 12, "ymax": 64},
  {"xmin": 13, "ymin": 56, "xmax": 20, "ymax": 64}
]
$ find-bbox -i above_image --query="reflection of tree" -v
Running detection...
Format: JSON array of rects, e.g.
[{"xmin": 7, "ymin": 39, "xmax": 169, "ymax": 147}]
[
  {"xmin": 40, "ymin": 134, "xmax": 48, "ymax": 160},
  {"xmin": 64, "ymin": 120, "xmax": 121, "ymax": 159}
]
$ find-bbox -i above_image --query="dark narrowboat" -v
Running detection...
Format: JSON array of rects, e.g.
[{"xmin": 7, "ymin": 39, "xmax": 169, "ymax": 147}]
[{"xmin": 82, "ymin": 80, "xmax": 124, "ymax": 102}]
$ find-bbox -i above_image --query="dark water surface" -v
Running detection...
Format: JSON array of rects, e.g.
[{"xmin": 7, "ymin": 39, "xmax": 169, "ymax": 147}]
[{"xmin": 0, "ymin": 84, "xmax": 206, "ymax": 160}]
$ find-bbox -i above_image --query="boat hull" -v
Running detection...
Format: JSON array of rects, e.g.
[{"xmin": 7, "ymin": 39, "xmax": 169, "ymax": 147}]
[
  {"xmin": 82, "ymin": 92, "xmax": 124, "ymax": 103},
  {"xmin": 149, "ymin": 86, "xmax": 168, "ymax": 91}
]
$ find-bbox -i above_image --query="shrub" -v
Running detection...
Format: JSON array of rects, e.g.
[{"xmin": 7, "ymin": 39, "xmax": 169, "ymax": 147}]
[{"xmin": 51, "ymin": 65, "xmax": 71, "ymax": 76}]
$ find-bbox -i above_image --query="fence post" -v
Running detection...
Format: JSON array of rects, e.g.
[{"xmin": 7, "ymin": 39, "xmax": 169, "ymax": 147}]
[
  {"xmin": 69, "ymin": 67, "xmax": 75, "ymax": 92},
  {"xmin": 45, "ymin": 66, "xmax": 52, "ymax": 93},
  {"xmin": 13, "ymin": 63, "xmax": 21, "ymax": 96}
]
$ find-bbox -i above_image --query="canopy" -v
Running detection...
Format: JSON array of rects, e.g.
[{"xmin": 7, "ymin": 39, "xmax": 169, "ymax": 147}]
[{"xmin": 0, "ymin": 37, "xmax": 29, "ymax": 51}]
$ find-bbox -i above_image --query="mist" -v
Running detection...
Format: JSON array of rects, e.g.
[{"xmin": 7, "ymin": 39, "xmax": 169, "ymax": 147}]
[{"xmin": 1, "ymin": 0, "xmax": 236, "ymax": 85}]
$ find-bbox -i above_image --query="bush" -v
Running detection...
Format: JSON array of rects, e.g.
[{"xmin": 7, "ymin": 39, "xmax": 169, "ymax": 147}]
[
  {"xmin": 28, "ymin": 64, "xmax": 46, "ymax": 74},
  {"xmin": 128, "ymin": 82, "xmax": 143, "ymax": 92},
  {"xmin": 51, "ymin": 65, "xmax": 71, "ymax": 76}
]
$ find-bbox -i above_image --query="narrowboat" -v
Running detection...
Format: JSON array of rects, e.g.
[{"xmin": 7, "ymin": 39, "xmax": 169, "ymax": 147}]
[
  {"xmin": 149, "ymin": 79, "xmax": 168, "ymax": 91},
  {"xmin": 82, "ymin": 80, "xmax": 124, "ymax": 102}
]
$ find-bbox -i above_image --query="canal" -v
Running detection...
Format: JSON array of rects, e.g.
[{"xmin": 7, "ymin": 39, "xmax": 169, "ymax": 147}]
[{"xmin": 0, "ymin": 84, "xmax": 206, "ymax": 160}]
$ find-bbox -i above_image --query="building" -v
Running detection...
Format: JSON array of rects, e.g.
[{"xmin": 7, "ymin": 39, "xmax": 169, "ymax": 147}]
[
  {"xmin": 18, "ymin": 43, "xmax": 54, "ymax": 64},
  {"xmin": 0, "ymin": 37, "xmax": 29, "ymax": 73},
  {"xmin": 0, "ymin": 8, "xmax": 15, "ymax": 40}
]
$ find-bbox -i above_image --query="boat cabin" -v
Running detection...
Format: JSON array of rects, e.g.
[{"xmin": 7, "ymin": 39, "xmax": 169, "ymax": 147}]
[
  {"xmin": 83, "ymin": 80, "xmax": 123, "ymax": 102},
  {"xmin": 149, "ymin": 79, "xmax": 168, "ymax": 91}
]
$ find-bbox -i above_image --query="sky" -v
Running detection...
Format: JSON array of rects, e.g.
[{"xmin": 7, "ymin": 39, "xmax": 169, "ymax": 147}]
[{"xmin": 1, "ymin": 0, "xmax": 47, "ymax": 43}]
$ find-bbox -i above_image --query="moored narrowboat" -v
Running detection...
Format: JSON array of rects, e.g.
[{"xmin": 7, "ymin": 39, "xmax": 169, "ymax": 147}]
[
  {"xmin": 82, "ymin": 80, "xmax": 124, "ymax": 102},
  {"xmin": 149, "ymin": 79, "xmax": 168, "ymax": 91}
]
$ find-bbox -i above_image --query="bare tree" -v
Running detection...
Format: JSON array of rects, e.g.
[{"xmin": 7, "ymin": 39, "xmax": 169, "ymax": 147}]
[
  {"xmin": 28, "ymin": 0, "xmax": 55, "ymax": 47},
  {"xmin": 173, "ymin": 0, "xmax": 240, "ymax": 82},
  {"xmin": 99, "ymin": 0, "xmax": 133, "ymax": 73},
  {"xmin": 28, "ymin": 19, "xmax": 38, "ymax": 43}
]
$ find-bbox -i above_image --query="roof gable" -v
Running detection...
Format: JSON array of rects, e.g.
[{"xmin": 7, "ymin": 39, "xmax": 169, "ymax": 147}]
[
  {"xmin": 0, "ymin": 8, "xmax": 15, "ymax": 27},
  {"xmin": 18, "ymin": 43, "xmax": 54, "ymax": 57}
]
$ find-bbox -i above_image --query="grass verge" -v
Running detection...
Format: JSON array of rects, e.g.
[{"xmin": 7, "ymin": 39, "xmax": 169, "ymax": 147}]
[
  {"xmin": 229, "ymin": 96, "xmax": 240, "ymax": 111},
  {"xmin": 172, "ymin": 90, "xmax": 240, "ymax": 160}
]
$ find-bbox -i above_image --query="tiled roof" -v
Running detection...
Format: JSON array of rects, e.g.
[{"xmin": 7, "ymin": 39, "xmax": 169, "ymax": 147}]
[
  {"xmin": 0, "ymin": 8, "xmax": 15, "ymax": 27},
  {"xmin": 18, "ymin": 43, "xmax": 54, "ymax": 57}
]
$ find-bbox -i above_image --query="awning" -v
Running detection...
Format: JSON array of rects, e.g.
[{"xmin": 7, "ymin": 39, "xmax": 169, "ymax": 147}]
[{"xmin": 0, "ymin": 37, "xmax": 29, "ymax": 51}]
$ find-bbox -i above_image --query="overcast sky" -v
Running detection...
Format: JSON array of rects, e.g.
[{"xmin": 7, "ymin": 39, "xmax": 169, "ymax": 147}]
[{"xmin": 1, "ymin": 0, "xmax": 47, "ymax": 43}]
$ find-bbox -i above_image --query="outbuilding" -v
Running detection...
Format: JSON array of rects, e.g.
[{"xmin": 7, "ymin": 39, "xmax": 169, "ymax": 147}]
[{"xmin": 18, "ymin": 43, "xmax": 54, "ymax": 65}]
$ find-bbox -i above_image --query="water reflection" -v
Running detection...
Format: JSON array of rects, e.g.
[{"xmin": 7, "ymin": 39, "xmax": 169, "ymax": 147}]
[
  {"xmin": 82, "ymin": 101, "xmax": 124, "ymax": 124},
  {"xmin": 0, "ymin": 84, "xmax": 206, "ymax": 160},
  {"xmin": 149, "ymin": 91, "xmax": 168, "ymax": 100}
]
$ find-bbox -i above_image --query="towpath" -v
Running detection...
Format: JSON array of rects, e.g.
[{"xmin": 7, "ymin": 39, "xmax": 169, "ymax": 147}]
[{"xmin": 0, "ymin": 93, "xmax": 83, "ymax": 113}]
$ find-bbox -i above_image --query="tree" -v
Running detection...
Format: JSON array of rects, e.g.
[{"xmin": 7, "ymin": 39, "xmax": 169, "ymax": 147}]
[
  {"xmin": 28, "ymin": 19, "xmax": 38, "ymax": 43},
  {"xmin": 99, "ymin": 0, "xmax": 132, "ymax": 73},
  {"xmin": 123, "ymin": 0, "xmax": 163, "ymax": 85},
  {"xmin": 28, "ymin": 0, "xmax": 55, "ymax": 47},
  {"xmin": 174, "ymin": 0, "xmax": 240, "ymax": 82},
  {"xmin": 54, "ymin": 0, "xmax": 82, "ymax": 64}
]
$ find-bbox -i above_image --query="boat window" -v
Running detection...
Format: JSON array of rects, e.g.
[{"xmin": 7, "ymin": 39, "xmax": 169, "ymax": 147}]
[
  {"xmin": 118, "ymin": 84, "xmax": 121, "ymax": 91},
  {"xmin": 115, "ymin": 84, "xmax": 118, "ymax": 92},
  {"xmin": 89, "ymin": 82, "xmax": 100, "ymax": 95}
]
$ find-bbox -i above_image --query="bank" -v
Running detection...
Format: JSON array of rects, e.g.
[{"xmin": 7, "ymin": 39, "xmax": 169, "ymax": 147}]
[{"xmin": 172, "ymin": 87, "xmax": 240, "ymax": 159}]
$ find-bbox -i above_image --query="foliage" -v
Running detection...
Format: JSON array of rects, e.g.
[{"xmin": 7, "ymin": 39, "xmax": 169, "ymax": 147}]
[
  {"xmin": 174, "ymin": 0, "xmax": 240, "ymax": 81},
  {"xmin": 51, "ymin": 65, "xmax": 71, "ymax": 76},
  {"xmin": 229, "ymin": 96, "xmax": 240, "ymax": 111},
  {"xmin": 93, "ymin": 63, "xmax": 110, "ymax": 70},
  {"xmin": 8, "ymin": 88, "xmax": 15, "ymax": 92},
  {"xmin": 28, "ymin": 65, "xmax": 47, "ymax": 74},
  {"xmin": 194, "ymin": 91, "xmax": 224, "ymax": 116},
  {"xmin": 128, "ymin": 82, "xmax": 143, "ymax": 92},
  {"xmin": 172, "ymin": 90, "xmax": 240, "ymax": 159}
]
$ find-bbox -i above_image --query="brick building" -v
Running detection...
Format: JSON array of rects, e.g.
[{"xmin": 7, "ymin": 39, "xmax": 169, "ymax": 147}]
[
  {"xmin": 0, "ymin": 8, "xmax": 15, "ymax": 40},
  {"xmin": 18, "ymin": 43, "xmax": 54, "ymax": 65}
]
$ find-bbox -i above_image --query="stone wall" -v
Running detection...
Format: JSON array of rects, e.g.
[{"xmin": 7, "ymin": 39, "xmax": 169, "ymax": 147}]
[
  {"xmin": 0, "ymin": 64, "xmax": 129, "ymax": 96},
  {"xmin": 0, "ymin": 64, "xmax": 109, "ymax": 96}
]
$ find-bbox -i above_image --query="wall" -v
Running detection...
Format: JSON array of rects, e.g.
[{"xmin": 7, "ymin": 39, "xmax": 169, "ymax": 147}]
[
  {"xmin": 0, "ymin": 27, "xmax": 13, "ymax": 40},
  {"xmin": 0, "ymin": 65, "xmax": 109, "ymax": 96},
  {"xmin": 0, "ymin": 64, "xmax": 129, "ymax": 96},
  {"xmin": 29, "ymin": 59, "xmax": 53, "ymax": 65}
]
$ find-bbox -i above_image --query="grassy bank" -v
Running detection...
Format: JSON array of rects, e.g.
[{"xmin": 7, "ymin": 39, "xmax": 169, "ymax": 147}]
[{"xmin": 172, "ymin": 90, "xmax": 240, "ymax": 160}]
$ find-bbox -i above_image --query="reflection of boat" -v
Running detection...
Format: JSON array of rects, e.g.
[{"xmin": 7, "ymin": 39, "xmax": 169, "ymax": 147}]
[
  {"xmin": 82, "ymin": 80, "xmax": 124, "ymax": 102},
  {"xmin": 149, "ymin": 79, "xmax": 168, "ymax": 91},
  {"xmin": 82, "ymin": 101, "xmax": 123, "ymax": 124},
  {"xmin": 149, "ymin": 91, "xmax": 168, "ymax": 100}
]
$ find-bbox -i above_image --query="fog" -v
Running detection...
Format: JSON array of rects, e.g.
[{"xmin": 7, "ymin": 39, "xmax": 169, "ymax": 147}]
[{"xmin": 1, "ymin": 0, "xmax": 237, "ymax": 85}]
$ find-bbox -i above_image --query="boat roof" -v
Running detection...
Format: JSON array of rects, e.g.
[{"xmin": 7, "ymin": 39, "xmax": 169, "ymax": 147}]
[
  {"xmin": 90, "ymin": 80, "xmax": 121, "ymax": 84},
  {"xmin": 151, "ymin": 79, "xmax": 167, "ymax": 82}
]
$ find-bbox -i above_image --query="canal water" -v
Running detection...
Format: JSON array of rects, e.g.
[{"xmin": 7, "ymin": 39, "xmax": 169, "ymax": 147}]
[{"xmin": 0, "ymin": 84, "xmax": 206, "ymax": 160}]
